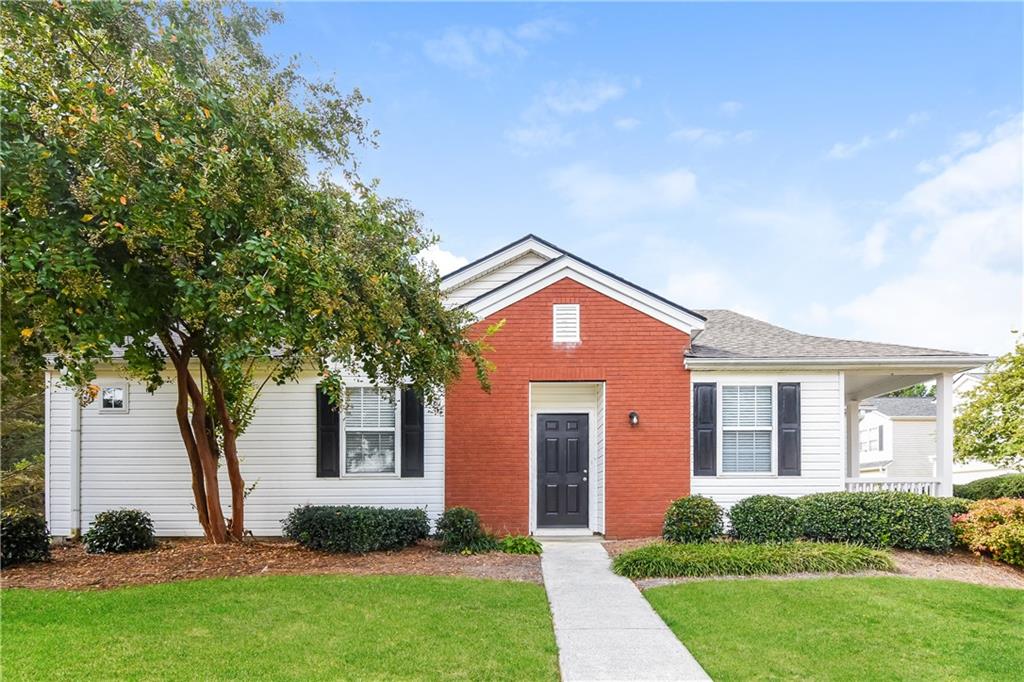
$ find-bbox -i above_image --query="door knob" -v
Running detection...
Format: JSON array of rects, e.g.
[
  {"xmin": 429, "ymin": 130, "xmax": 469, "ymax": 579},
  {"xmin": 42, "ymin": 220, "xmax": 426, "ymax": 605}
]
[{"xmin": 582, "ymin": 477, "xmax": 588, "ymax": 482}]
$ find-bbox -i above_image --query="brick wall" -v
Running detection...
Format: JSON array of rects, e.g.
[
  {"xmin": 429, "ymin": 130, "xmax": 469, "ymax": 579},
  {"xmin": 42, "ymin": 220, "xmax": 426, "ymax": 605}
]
[{"xmin": 445, "ymin": 277, "xmax": 692, "ymax": 539}]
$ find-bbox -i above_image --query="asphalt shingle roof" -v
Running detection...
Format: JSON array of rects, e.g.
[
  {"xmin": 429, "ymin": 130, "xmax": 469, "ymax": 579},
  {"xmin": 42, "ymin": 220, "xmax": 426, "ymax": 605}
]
[
  {"xmin": 861, "ymin": 397, "xmax": 937, "ymax": 418},
  {"xmin": 689, "ymin": 309, "xmax": 982, "ymax": 360}
]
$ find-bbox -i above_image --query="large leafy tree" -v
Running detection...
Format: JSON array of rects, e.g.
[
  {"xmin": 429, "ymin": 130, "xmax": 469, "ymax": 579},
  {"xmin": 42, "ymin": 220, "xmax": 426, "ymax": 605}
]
[
  {"xmin": 955, "ymin": 342, "xmax": 1024, "ymax": 471},
  {"xmin": 2, "ymin": 1, "xmax": 492, "ymax": 542}
]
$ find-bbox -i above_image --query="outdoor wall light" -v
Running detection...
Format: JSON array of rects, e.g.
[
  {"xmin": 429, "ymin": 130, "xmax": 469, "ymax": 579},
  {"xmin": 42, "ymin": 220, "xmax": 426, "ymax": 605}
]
[{"xmin": 628, "ymin": 411, "xmax": 640, "ymax": 426}]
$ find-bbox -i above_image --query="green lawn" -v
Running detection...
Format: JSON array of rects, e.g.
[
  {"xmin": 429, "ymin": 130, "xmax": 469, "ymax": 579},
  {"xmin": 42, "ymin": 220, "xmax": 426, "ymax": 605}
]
[
  {"xmin": 2, "ymin": 575, "xmax": 559, "ymax": 681},
  {"xmin": 645, "ymin": 577, "xmax": 1024, "ymax": 681}
]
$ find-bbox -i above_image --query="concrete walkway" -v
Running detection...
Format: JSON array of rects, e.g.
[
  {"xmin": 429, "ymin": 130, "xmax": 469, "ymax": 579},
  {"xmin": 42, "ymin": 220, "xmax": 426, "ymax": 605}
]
[{"xmin": 540, "ymin": 539, "xmax": 710, "ymax": 681}]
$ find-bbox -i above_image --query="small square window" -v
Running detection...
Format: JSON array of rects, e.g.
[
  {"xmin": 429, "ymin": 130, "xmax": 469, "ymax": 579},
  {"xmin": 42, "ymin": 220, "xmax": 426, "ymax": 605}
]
[{"xmin": 100, "ymin": 384, "xmax": 128, "ymax": 412}]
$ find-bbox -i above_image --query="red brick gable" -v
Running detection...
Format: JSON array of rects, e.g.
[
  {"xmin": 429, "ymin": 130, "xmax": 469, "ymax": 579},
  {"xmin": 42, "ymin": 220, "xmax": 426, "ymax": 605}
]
[{"xmin": 445, "ymin": 277, "xmax": 692, "ymax": 538}]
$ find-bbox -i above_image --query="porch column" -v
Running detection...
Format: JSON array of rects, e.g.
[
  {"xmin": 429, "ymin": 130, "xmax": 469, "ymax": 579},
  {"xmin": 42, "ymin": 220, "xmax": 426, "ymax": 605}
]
[
  {"xmin": 845, "ymin": 399, "xmax": 860, "ymax": 479},
  {"xmin": 935, "ymin": 372, "xmax": 954, "ymax": 496}
]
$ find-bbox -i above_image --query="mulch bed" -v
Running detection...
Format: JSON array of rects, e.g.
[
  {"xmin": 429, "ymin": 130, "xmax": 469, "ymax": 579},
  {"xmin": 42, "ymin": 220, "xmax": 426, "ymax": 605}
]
[
  {"xmin": 1, "ymin": 538, "xmax": 542, "ymax": 591},
  {"xmin": 603, "ymin": 537, "xmax": 1024, "ymax": 590}
]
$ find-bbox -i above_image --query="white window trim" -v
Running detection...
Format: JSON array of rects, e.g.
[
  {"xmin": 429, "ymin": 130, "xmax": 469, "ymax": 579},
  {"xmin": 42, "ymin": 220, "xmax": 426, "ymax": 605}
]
[
  {"xmin": 98, "ymin": 382, "xmax": 129, "ymax": 414},
  {"xmin": 717, "ymin": 381, "xmax": 777, "ymax": 477},
  {"xmin": 552, "ymin": 303, "xmax": 581, "ymax": 343},
  {"xmin": 341, "ymin": 384, "xmax": 402, "ymax": 478}
]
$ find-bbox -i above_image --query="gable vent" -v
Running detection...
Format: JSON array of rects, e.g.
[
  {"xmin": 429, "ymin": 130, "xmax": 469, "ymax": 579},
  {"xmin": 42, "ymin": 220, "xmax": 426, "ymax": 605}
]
[{"xmin": 553, "ymin": 304, "xmax": 580, "ymax": 343}]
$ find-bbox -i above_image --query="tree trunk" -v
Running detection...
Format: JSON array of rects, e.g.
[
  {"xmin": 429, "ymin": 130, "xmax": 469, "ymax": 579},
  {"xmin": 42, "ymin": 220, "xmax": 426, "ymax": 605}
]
[
  {"xmin": 184, "ymin": 371, "xmax": 229, "ymax": 543},
  {"xmin": 210, "ymin": 378, "xmax": 245, "ymax": 540}
]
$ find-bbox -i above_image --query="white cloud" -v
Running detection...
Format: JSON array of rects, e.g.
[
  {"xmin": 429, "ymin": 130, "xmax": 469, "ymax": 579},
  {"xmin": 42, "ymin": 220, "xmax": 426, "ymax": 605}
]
[
  {"xmin": 835, "ymin": 115, "xmax": 1023, "ymax": 354},
  {"xmin": 719, "ymin": 100, "xmax": 744, "ymax": 117},
  {"xmin": 548, "ymin": 163, "xmax": 697, "ymax": 220},
  {"xmin": 420, "ymin": 244, "xmax": 468, "ymax": 276},
  {"xmin": 614, "ymin": 117, "xmax": 640, "ymax": 131},
  {"xmin": 670, "ymin": 127, "xmax": 755, "ymax": 146},
  {"xmin": 827, "ymin": 112, "xmax": 929, "ymax": 160},
  {"xmin": 860, "ymin": 221, "xmax": 889, "ymax": 268},
  {"xmin": 916, "ymin": 130, "xmax": 985, "ymax": 174},
  {"xmin": 424, "ymin": 19, "xmax": 569, "ymax": 76},
  {"xmin": 507, "ymin": 78, "xmax": 627, "ymax": 153}
]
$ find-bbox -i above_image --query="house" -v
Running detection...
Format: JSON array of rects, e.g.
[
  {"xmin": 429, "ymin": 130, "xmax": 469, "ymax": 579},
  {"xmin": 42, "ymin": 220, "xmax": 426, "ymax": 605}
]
[
  {"xmin": 43, "ymin": 235, "xmax": 993, "ymax": 539},
  {"xmin": 857, "ymin": 397, "xmax": 936, "ymax": 478}
]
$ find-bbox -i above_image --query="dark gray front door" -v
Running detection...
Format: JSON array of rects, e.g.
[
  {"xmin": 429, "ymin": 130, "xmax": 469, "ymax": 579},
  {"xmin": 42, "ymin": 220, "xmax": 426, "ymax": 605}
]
[{"xmin": 537, "ymin": 414, "xmax": 589, "ymax": 528}]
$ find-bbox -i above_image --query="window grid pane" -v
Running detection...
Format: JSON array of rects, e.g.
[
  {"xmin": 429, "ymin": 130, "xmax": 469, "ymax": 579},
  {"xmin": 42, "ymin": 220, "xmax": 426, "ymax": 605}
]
[
  {"xmin": 722, "ymin": 430, "xmax": 772, "ymax": 473},
  {"xmin": 102, "ymin": 387, "xmax": 124, "ymax": 409},
  {"xmin": 345, "ymin": 387, "xmax": 395, "ymax": 429},
  {"xmin": 722, "ymin": 385, "xmax": 772, "ymax": 428},
  {"xmin": 345, "ymin": 432, "xmax": 396, "ymax": 474}
]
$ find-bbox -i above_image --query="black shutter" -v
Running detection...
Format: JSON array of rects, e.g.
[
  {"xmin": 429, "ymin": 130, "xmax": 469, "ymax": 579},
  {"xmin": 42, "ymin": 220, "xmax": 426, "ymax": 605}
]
[
  {"xmin": 693, "ymin": 383, "xmax": 717, "ymax": 476},
  {"xmin": 316, "ymin": 385, "xmax": 340, "ymax": 477},
  {"xmin": 778, "ymin": 383, "xmax": 801, "ymax": 476},
  {"xmin": 877, "ymin": 425, "xmax": 884, "ymax": 450},
  {"xmin": 401, "ymin": 387, "xmax": 425, "ymax": 478}
]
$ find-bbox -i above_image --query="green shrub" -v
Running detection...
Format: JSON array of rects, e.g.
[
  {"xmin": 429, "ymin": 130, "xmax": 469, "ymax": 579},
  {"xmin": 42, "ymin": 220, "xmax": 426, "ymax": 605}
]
[
  {"xmin": 728, "ymin": 495, "xmax": 801, "ymax": 543},
  {"xmin": 435, "ymin": 507, "xmax": 498, "ymax": 554},
  {"xmin": 282, "ymin": 505, "xmax": 429, "ymax": 554},
  {"xmin": 663, "ymin": 495, "xmax": 723, "ymax": 544},
  {"xmin": 500, "ymin": 534, "xmax": 543, "ymax": 555},
  {"xmin": 612, "ymin": 540, "xmax": 894, "ymax": 579},
  {"xmin": 797, "ymin": 491, "xmax": 958, "ymax": 552},
  {"xmin": 83, "ymin": 509, "xmax": 157, "ymax": 554},
  {"xmin": 954, "ymin": 474, "xmax": 1024, "ymax": 501},
  {"xmin": 953, "ymin": 498, "xmax": 1024, "ymax": 567},
  {"xmin": 1, "ymin": 508, "xmax": 50, "ymax": 567}
]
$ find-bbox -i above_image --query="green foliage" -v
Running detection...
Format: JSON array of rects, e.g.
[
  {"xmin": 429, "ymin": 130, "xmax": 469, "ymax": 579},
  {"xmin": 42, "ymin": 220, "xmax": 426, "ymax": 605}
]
[
  {"xmin": 1, "ymin": 0, "xmax": 494, "ymax": 538},
  {"xmin": 500, "ymin": 534, "xmax": 543, "ymax": 555},
  {"xmin": 83, "ymin": 509, "xmax": 157, "ymax": 554},
  {"xmin": 955, "ymin": 343, "xmax": 1024, "ymax": 471},
  {"xmin": 883, "ymin": 383, "xmax": 935, "ymax": 398},
  {"xmin": 434, "ymin": 506, "xmax": 497, "ymax": 554},
  {"xmin": 1, "ymin": 576, "xmax": 560, "ymax": 681},
  {"xmin": 645, "ymin": 578, "xmax": 1024, "ymax": 681},
  {"xmin": 728, "ymin": 495, "xmax": 801, "ymax": 543},
  {"xmin": 663, "ymin": 495, "xmax": 724, "ymax": 544},
  {"xmin": 797, "ymin": 491, "xmax": 958, "ymax": 552},
  {"xmin": 281, "ymin": 505, "xmax": 429, "ymax": 554},
  {"xmin": 0, "ymin": 453, "xmax": 45, "ymax": 514},
  {"xmin": 612, "ymin": 540, "xmax": 894, "ymax": 579},
  {"xmin": 1, "ymin": 508, "xmax": 50, "ymax": 566},
  {"xmin": 954, "ymin": 474, "xmax": 1024, "ymax": 500},
  {"xmin": 954, "ymin": 498, "xmax": 1024, "ymax": 567}
]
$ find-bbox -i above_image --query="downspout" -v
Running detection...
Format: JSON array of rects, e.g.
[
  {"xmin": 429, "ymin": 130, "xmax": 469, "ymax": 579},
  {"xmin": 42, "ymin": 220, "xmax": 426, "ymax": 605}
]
[{"xmin": 70, "ymin": 395, "xmax": 82, "ymax": 538}]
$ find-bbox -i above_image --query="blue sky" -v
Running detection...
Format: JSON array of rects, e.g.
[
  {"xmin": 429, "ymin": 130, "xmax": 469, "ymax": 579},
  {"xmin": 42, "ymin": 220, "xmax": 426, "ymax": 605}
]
[{"xmin": 261, "ymin": 2, "xmax": 1022, "ymax": 355}]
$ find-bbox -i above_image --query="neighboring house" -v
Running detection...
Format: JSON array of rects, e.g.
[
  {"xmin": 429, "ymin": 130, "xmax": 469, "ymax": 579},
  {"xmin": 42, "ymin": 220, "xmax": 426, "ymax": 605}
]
[
  {"xmin": 951, "ymin": 368, "xmax": 1017, "ymax": 483},
  {"xmin": 858, "ymin": 398, "xmax": 936, "ymax": 478},
  {"xmin": 44, "ymin": 235, "xmax": 993, "ymax": 539}
]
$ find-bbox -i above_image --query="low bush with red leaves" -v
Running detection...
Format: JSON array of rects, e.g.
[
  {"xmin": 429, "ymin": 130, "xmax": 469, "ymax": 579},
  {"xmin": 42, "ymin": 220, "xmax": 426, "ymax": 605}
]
[{"xmin": 953, "ymin": 498, "xmax": 1024, "ymax": 567}]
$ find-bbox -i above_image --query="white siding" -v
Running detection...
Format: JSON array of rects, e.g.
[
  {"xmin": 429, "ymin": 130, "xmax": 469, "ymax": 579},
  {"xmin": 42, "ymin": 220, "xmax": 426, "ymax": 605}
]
[
  {"xmin": 887, "ymin": 419, "xmax": 936, "ymax": 478},
  {"xmin": 529, "ymin": 382, "xmax": 604, "ymax": 533},
  {"xmin": 50, "ymin": 370, "xmax": 445, "ymax": 536},
  {"xmin": 45, "ymin": 374, "xmax": 73, "ymax": 535},
  {"xmin": 691, "ymin": 371, "xmax": 844, "ymax": 510},
  {"xmin": 858, "ymin": 410, "xmax": 892, "ymax": 470},
  {"xmin": 444, "ymin": 252, "xmax": 550, "ymax": 306}
]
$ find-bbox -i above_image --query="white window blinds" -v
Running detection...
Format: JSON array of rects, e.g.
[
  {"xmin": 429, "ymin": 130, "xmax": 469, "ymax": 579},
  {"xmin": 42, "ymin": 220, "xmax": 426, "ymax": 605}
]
[
  {"xmin": 721, "ymin": 385, "xmax": 772, "ymax": 473},
  {"xmin": 344, "ymin": 387, "xmax": 396, "ymax": 474}
]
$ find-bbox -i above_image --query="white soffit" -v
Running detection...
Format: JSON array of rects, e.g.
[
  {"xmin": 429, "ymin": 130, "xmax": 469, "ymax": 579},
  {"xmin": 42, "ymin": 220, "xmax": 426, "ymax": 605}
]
[{"xmin": 441, "ymin": 237, "xmax": 562, "ymax": 292}]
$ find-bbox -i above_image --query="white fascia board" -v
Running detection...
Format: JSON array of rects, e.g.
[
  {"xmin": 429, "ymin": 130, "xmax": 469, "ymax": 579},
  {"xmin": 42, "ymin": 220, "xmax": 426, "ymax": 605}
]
[
  {"xmin": 685, "ymin": 356, "xmax": 995, "ymax": 371},
  {"xmin": 464, "ymin": 257, "xmax": 706, "ymax": 334},
  {"xmin": 441, "ymin": 238, "xmax": 562, "ymax": 292}
]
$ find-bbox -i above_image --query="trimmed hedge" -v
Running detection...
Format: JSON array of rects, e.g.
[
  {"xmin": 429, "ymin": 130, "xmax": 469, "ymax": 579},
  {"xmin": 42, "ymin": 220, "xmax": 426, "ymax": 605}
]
[
  {"xmin": 612, "ymin": 540, "xmax": 894, "ymax": 579},
  {"xmin": 954, "ymin": 474, "xmax": 1024, "ymax": 501},
  {"xmin": 83, "ymin": 509, "xmax": 157, "ymax": 554},
  {"xmin": 728, "ymin": 495, "xmax": 801, "ymax": 543},
  {"xmin": 954, "ymin": 498, "xmax": 1024, "ymax": 567},
  {"xmin": 663, "ymin": 495, "xmax": 723, "ymax": 544},
  {"xmin": 797, "ymin": 491, "xmax": 958, "ymax": 552},
  {"xmin": 282, "ymin": 505, "xmax": 429, "ymax": 554},
  {"xmin": 435, "ymin": 507, "xmax": 498, "ymax": 554},
  {"xmin": 1, "ymin": 508, "xmax": 50, "ymax": 567}
]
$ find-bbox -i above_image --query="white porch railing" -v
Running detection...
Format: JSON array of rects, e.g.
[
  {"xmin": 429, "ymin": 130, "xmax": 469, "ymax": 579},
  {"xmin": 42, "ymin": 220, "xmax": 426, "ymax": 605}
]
[{"xmin": 845, "ymin": 478, "xmax": 941, "ymax": 496}]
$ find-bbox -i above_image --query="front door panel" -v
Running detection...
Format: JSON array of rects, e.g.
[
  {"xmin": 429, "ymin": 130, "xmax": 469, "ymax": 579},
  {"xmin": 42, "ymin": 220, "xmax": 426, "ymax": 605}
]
[{"xmin": 537, "ymin": 414, "xmax": 589, "ymax": 528}]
